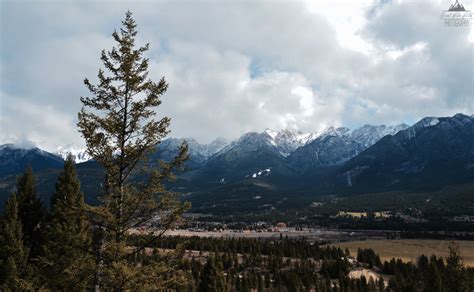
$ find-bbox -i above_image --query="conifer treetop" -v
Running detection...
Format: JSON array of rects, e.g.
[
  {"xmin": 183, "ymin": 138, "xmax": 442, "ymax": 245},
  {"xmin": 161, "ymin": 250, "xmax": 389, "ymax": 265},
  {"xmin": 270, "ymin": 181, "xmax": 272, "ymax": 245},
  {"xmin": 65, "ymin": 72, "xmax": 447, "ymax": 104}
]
[{"xmin": 77, "ymin": 11, "xmax": 189, "ymax": 290}]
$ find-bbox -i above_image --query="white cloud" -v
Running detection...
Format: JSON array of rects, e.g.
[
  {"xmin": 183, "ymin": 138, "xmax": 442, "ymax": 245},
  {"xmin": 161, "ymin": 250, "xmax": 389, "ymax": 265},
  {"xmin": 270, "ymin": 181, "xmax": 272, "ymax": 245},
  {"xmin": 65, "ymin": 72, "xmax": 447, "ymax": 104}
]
[
  {"xmin": 386, "ymin": 41, "xmax": 427, "ymax": 60},
  {"xmin": 0, "ymin": 0, "xmax": 472, "ymax": 151},
  {"xmin": 291, "ymin": 86, "xmax": 315, "ymax": 117},
  {"xmin": 304, "ymin": 0, "xmax": 375, "ymax": 54},
  {"xmin": 0, "ymin": 92, "xmax": 82, "ymax": 150},
  {"xmin": 152, "ymin": 41, "xmax": 340, "ymax": 142}
]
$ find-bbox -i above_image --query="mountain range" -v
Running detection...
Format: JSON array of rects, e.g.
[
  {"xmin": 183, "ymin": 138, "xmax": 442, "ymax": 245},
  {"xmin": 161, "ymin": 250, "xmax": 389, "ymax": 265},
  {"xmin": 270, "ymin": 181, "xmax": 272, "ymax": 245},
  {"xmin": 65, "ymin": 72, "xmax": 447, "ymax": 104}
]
[
  {"xmin": 0, "ymin": 144, "xmax": 63, "ymax": 176},
  {"xmin": 0, "ymin": 113, "xmax": 472, "ymax": 211}
]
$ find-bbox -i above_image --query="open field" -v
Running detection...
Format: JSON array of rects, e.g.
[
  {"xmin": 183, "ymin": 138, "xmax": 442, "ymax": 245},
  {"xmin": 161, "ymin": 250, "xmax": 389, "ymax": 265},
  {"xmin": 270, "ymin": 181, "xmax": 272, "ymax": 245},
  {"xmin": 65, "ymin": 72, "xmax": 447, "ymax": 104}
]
[
  {"xmin": 332, "ymin": 239, "xmax": 474, "ymax": 267},
  {"xmin": 162, "ymin": 228, "xmax": 353, "ymax": 242}
]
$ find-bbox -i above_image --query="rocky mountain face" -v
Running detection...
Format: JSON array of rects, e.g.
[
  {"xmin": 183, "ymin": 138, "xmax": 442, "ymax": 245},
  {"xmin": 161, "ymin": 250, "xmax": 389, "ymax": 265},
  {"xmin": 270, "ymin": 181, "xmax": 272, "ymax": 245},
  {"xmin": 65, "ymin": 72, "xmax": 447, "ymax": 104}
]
[
  {"xmin": 351, "ymin": 124, "xmax": 409, "ymax": 148},
  {"xmin": 56, "ymin": 137, "xmax": 230, "ymax": 166},
  {"xmin": 287, "ymin": 127, "xmax": 364, "ymax": 172},
  {"xmin": 0, "ymin": 144, "xmax": 63, "ymax": 176},
  {"xmin": 8, "ymin": 122, "xmax": 411, "ymax": 184},
  {"xmin": 186, "ymin": 124, "xmax": 411, "ymax": 185},
  {"xmin": 264, "ymin": 129, "xmax": 318, "ymax": 157},
  {"xmin": 151, "ymin": 137, "xmax": 229, "ymax": 169},
  {"xmin": 195, "ymin": 132, "xmax": 290, "ymax": 184},
  {"xmin": 2, "ymin": 114, "xmax": 472, "ymax": 209},
  {"xmin": 286, "ymin": 124, "xmax": 409, "ymax": 172},
  {"xmin": 52, "ymin": 123, "xmax": 407, "ymax": 172},
  {"xmin": 339, "ymin": 114, "xmax": 474, "ymax": 192}
]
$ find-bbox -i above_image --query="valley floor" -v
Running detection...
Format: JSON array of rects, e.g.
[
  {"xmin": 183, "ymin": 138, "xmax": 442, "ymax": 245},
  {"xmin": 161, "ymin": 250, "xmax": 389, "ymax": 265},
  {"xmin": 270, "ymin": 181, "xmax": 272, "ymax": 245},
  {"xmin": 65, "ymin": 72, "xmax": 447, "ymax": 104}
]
[{"xmin": 332, "ymin": 239, "xmax": 474, "ymax": 267}]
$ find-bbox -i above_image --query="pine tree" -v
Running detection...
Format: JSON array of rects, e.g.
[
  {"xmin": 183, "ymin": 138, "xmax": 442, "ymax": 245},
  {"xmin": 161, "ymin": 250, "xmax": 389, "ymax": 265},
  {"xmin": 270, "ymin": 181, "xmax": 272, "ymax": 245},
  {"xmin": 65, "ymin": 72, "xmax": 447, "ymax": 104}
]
[
  {"xmin": 15, "ymin": 166, "xmax": 46, "ymax": 260},
  {"xmin": 78, "ymin": 11, "xmax": 189, "ymax": 290},
  {"xmin": 0, "ymin": 193, "xmax": 33, "ymax": 290},
  {"xmin": 377, "ymin": 276, "xmax": 385, "ymax": 292},
  {"xmin": 425, "ymin": 261, "xmax": 442, "ymax": 292},
  {"xmin": 198, "ymin": 258, "xmax": 225, "ymax": 292},
  {"xmin": 241, "ymin": 275, "xmax": 250, "ymax": 292},
  {"xmin": 444, "ymin": 242, "xmax": 469, "ymax": 292},
  {"xmin": 40, "ymin": 155, "xmax": 94, "ymax": 290},
  {"xmin": 257, "ymin": 274, "xmax": 265, "ymax": 292}
]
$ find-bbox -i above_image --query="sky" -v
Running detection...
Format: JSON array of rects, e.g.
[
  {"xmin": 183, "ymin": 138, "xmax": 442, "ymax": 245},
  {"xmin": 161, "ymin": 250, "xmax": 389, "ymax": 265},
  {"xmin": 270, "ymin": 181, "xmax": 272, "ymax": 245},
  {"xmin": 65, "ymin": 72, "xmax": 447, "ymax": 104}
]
[{"xmin": 0, "ymin": 0, "xmax": 473, "ymax": 151}]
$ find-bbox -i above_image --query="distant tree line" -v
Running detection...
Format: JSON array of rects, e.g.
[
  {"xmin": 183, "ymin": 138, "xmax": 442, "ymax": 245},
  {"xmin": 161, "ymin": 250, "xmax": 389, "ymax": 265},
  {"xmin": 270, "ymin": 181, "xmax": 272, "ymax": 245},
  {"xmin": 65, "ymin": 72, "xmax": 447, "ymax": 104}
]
[
  {"xmin": 1, "ymin": 163, "xmax": 473, "ymax": 291},
  {"xmin": 129, "ymin": 234, "xmax": 474, "ymax": 291},
  {"xmin": 129, "ymin": 235, "xmax": 346, "ymax": 260}
]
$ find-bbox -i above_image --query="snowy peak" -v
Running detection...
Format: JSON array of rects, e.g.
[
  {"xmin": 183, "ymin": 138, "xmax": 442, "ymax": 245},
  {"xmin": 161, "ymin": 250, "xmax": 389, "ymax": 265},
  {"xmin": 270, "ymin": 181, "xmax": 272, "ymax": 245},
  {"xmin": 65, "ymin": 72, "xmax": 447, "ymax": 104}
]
[
  {"xmin": 274, "ymin": 129, "xmax": 317, "ymax": 145},
  {"xmin": 206, "ymin": 137, "xmax": 229, "ymax": 156},
  {"xmin": 351, "ymin": 124, "xmax": 409, "ymax": 148},
  {"xmin": 273, "ymin": 129, "xmax": 318, "ymax": 157},
  {"xmin": 234, "ymin": 124, "xmax": 407, "ymax": 159},
  {"xmin": 234, "ymin": 132, "xmax": 273, "ymax": 148},
  {"xmin": 342, "ymin": 113, "xmax": 474, "ymax": 190},
  {"xmin": 321, "ymin": 127, "xmax": 351, "ymax": 138},
  {"xmin": 190, "ymin": 137, "xmax": 230, "ymax": 158},
  {"xmin": 413, "ymin": 117, "xmax": 439, "ymax": 129},
  {"xmin": 287, "ymin": 123, "xmax": 410, "ymax": 171},
  {"xmin": 0, "ymin": 143, "xmax": 57, "ymax": 159},
  {"xmin": 55, "ymin": 145, "xmax": 91, "ymax": 164},
  {"xmin": 0, "ymin": 144, "xmax": 64, "ymax": 176},
  {"xmin": 0, "ymin": 143, "xmax": 35, "ymax": 151},
  {"xmin": 263, "ymin": 129, "xmax": 278, "ymax": 140},
  {"xmin": 404, "ymin": 114, "xmax": 473, "ymax": 141},
  {"xmin": 260, "ymin": 128, "xmax": 319, "ymax": 157},
  {"xmin": 156, "ymin": 137, "xmax": 230, "ymax": 166}
]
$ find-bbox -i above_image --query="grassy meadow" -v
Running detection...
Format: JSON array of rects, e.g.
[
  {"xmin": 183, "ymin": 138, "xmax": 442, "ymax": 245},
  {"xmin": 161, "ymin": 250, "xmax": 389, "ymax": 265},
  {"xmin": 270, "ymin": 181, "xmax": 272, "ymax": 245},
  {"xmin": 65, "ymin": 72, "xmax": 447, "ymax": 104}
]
[{"xmin": 332, "ymin": 239, "xmax": 474, "ymax": 267}]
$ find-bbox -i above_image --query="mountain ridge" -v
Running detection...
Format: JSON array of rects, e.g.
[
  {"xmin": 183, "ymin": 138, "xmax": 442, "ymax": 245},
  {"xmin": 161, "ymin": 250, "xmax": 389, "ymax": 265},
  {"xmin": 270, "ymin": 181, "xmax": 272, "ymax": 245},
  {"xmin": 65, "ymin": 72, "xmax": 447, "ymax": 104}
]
[{"xmin": 1, "ymin": 113, "xmax": 472, "ymax": 210}]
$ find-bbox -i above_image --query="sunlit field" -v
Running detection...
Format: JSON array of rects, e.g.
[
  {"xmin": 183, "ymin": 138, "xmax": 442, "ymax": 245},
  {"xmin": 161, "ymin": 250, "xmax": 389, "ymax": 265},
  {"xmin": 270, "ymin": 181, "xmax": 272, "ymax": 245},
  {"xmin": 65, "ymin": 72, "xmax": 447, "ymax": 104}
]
[{"xmin": 333, "ymin": 239, "xmax": 474, "ymax": 267}]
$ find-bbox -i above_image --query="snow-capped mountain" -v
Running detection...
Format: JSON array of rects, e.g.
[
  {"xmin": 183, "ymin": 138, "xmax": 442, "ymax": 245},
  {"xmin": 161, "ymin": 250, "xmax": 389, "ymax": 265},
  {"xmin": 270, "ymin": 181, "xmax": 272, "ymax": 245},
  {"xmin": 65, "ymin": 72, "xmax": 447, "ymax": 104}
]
[
  {"xmin": 1, "ymin": 114, "xmax": 473, "ymax": 211},
  {"xmin": 205, "ymin": 137, "xmax": 229, "ymax": 157},
  {"xmin": 351, "ymin": 124, "xmax": 409, "ymax": 148},
  {"xmin": 266, "ymin": 129, "xmax": 319, "ymax": 157},
  {"xmin": 403, "ymin": 117, "xmax": 441, "ymax": 140},
  {"xmin": 55, "ymin": 137, "xmax": 229, "ymax": 166},
  {"xmin": 152, "ymin": 137, "xmax": 229, "ymax": 168},
  {"xmin": 55, "ymin": 145, "xmax": 91, "ymax": 163},
  {"xmin": 287, "ymin": 124, "xmax": 409, "ymax": 172},
  {"xmin": 214, "ymin": 131, "xmax": 281, "ymax": 159},
  {"xmin": 241, "ymin": 125, "xmax": 406, "ymax": 159},
  {"xmin": 287, "ymin": 127, "xmax": 364, "ymax": 171},
  {"xmin": 12, "ymin": 121, "xmax": 411, "ymax": 177},
  {"xmin": 217, "ymin": 128, "xmax": 319, "ymax": 159},
  {"xmin": 188, "ymin": 124, "xmax": 412, "ymax": 182},
  {"xmin": 322, "ymin": 127, "xmax": 351, "ymax": 137},
  {"xmin": 0, "ymin": 144, "xmax": 63, "ymax": 176},
  {"xmin": 340, "ymin": 113, "xmax": 474, "ymax": 190},
  {"xmin": 196, "ymin": 131, "xmax": 290, "ymax": 183}
]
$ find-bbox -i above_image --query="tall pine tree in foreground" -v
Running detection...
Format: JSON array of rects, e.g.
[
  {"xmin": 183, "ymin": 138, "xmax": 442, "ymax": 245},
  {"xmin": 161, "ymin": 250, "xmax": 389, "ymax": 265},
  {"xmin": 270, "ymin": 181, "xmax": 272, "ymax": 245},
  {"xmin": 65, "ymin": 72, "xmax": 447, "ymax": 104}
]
[
  {"xmin": 78, "ymin": 11, "xmax": 190, "ymax": 290},
  {"xmin": 40, "ymin": 155, "xmax": 94, "ymax": 290},
  {"xmin": 0, "ymin": 193, "xmax": 33, "ymax": 290}
]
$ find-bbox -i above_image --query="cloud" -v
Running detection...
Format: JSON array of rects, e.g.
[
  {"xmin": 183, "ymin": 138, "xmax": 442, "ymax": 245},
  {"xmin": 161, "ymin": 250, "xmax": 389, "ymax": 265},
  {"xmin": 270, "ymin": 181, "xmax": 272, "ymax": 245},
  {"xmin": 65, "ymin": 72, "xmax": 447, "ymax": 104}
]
[
  {"xmin": 152, "ymin": 41, "xmax": 342, "ymax": 141},
  {"xmin": 355, "ymin": 0, "xmax": 473, "ymax": 123},
  {"xmin": 0, "ymin": 0, "xmax": 472, "ymax": 151},
  {"xmin": 0, "ymin": 92, "xmax": 82, "ymax": 150}
]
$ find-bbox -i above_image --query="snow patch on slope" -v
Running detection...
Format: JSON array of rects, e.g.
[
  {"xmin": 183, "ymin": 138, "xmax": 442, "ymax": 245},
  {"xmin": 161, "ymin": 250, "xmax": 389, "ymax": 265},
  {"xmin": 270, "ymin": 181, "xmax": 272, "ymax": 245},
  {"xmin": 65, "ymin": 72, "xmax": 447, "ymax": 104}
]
[{"xmin": 250, "ymin": 168, "xmax": 271, "ymax": 178}]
